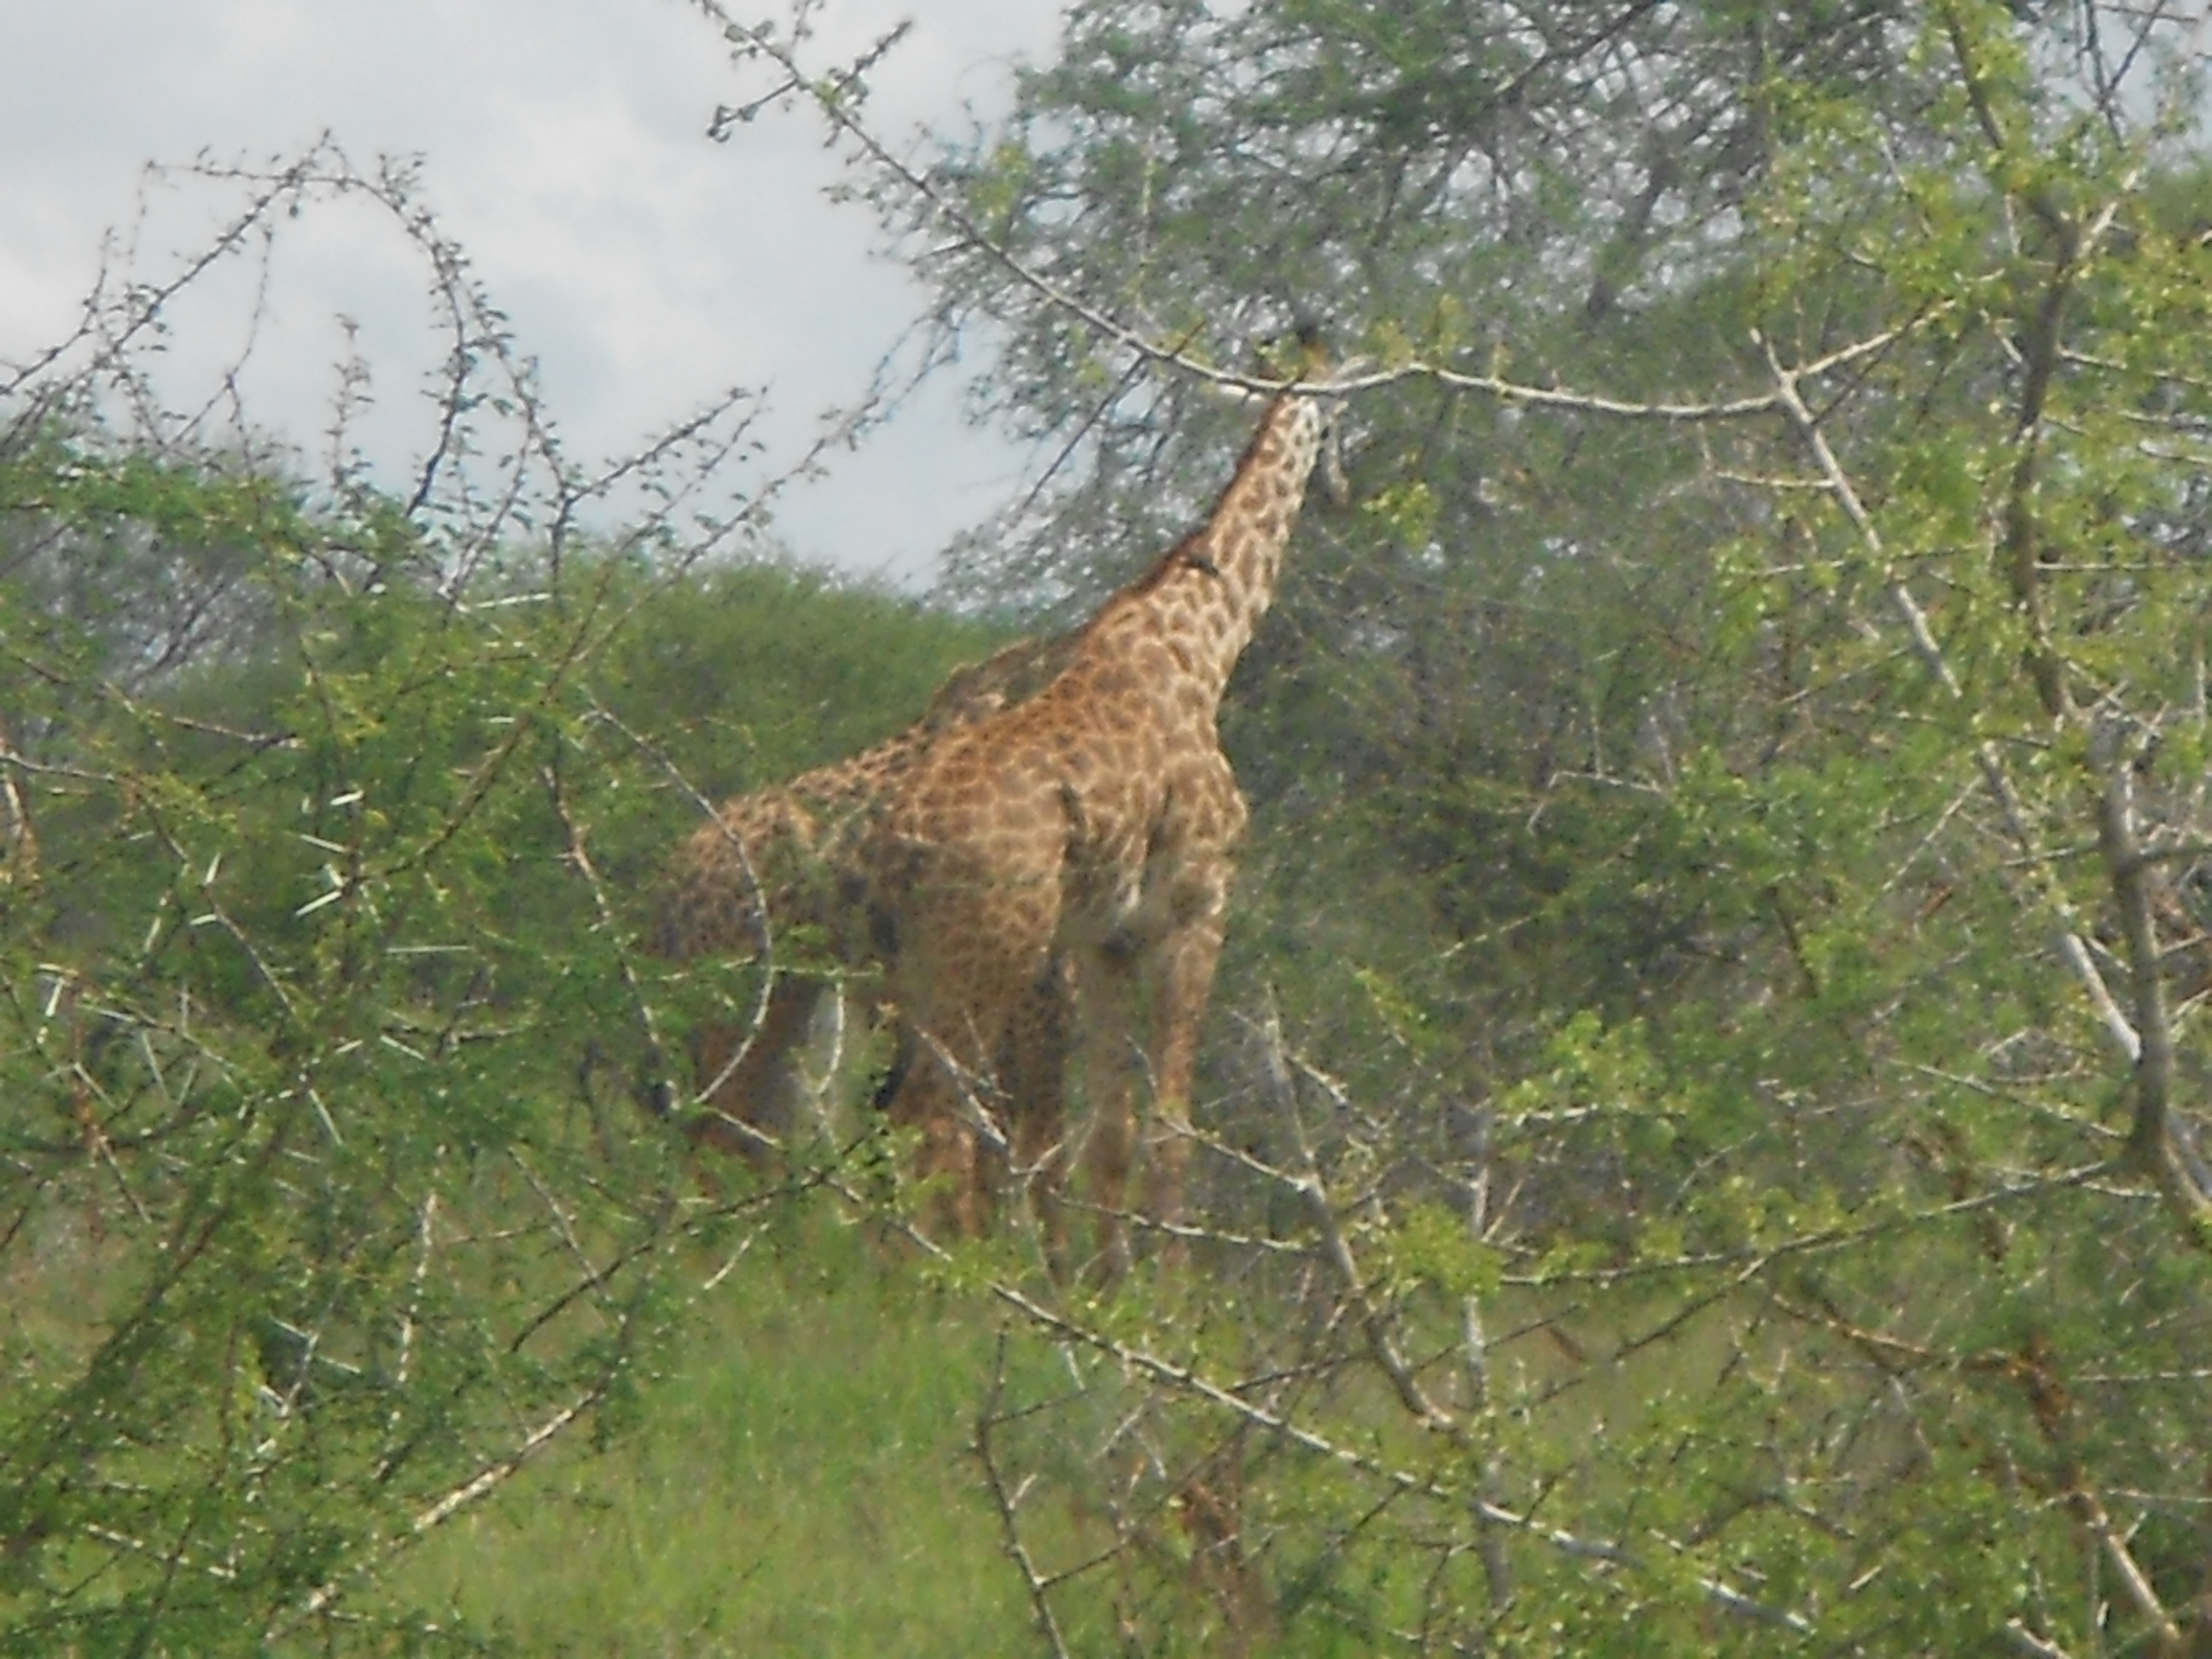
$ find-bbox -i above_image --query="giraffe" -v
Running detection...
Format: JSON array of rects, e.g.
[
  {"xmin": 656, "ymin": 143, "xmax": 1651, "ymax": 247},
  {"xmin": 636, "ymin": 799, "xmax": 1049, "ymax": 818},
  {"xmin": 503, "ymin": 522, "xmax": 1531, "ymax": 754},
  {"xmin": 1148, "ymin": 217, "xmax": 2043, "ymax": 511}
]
[
  {"xmin": 650, "ymin": 630, "xmax": 1075, "ymax": 1178},
  {"xmin": 864, "ymin": 340, "xmax": 1359, "ymax": 1271}
]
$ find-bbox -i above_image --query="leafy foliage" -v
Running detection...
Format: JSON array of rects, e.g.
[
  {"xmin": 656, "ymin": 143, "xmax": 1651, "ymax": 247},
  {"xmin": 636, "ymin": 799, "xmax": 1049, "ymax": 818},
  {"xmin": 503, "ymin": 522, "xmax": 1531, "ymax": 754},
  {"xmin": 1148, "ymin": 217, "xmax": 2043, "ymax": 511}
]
[
  {"xmin": 0, "ymin": 143, "xmax": 1016, "ymax": 1644},
  {"xmin": 0, "ymin": 406, "xmax": 1018, "ymax": 1646}
]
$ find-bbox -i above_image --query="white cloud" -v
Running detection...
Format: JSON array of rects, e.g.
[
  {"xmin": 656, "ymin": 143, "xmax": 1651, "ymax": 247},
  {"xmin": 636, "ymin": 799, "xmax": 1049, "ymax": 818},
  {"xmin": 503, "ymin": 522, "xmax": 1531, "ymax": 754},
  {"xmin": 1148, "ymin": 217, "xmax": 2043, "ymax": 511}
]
[{"xmin": 0, "ymin": 0, "xmax": 1061, "ymax": 584}]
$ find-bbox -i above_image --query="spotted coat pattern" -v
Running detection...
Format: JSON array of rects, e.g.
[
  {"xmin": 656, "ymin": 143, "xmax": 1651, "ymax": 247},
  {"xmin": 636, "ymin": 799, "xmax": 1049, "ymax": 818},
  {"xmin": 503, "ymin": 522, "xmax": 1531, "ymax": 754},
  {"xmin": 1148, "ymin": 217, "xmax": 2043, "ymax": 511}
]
[{"xmin": 654, "ymin": 632, "xmax": 1074, "ymax": 1165}]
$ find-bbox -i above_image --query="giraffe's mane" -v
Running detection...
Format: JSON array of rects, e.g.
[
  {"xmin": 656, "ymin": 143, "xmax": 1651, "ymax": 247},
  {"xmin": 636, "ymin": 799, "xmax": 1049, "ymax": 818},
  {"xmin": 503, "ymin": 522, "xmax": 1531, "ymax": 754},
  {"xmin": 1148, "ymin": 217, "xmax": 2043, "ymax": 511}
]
[
  {"xmin": 1112, "ymin": 388, "xmax": 1301, "ymax": 609},
  {"xmin": 1120, "ymin": 527, "xmax": 1213, "ymax": 602}
]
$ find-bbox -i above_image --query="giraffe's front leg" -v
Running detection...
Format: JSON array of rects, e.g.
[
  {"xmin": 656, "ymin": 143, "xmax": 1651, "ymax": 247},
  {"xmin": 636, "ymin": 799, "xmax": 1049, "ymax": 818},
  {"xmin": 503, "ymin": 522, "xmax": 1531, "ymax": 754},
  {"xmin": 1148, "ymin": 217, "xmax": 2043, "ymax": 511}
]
[
  {"xmin": 1002, "ymin": 958, "xmax": 1074, "ymax": 1277},
  {"xmin": 1071, "ymin": 938, "xmax": 1143, "ymax": 1284},
  {"xmin": 879, "ymin": 1027, "xmax": 985, "ymax": 1239},
  {"xmin": 876, "ymin": 851, "xmax": 1059, "ymax": 1243},
  {"xmin": 1143, "ymin": 890, "xmax": 1230, "ymax": 1259}
]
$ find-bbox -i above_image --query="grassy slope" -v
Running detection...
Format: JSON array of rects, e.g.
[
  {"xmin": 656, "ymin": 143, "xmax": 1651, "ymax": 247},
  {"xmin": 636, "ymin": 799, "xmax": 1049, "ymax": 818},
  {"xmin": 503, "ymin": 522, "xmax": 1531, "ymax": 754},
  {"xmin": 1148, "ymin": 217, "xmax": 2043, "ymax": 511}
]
[{"xmin": 389, "ymin": 1223, "xmax": 1038, "ymax": 1656}]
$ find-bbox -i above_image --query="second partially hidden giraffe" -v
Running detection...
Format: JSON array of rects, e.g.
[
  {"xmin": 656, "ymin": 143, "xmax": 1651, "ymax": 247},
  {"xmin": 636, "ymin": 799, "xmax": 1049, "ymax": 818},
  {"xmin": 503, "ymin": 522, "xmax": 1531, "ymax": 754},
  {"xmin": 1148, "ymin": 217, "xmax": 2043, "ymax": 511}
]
[
  {"xmin": 865, "ymin": 341, "xmax": 1360, "ymax": 1272},
  {"xmin": 653, "ymin": 630, "xmax": 1075, "ymax": 1175}
]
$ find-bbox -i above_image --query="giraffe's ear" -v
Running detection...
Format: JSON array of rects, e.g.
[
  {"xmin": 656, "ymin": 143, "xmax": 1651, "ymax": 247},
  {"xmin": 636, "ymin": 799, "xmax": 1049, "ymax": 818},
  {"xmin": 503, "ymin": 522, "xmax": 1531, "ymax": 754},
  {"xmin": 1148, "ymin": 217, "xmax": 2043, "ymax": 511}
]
[{"xmin": 1318, "ymin": 416, "xmax": 1354, "ymax": 509}]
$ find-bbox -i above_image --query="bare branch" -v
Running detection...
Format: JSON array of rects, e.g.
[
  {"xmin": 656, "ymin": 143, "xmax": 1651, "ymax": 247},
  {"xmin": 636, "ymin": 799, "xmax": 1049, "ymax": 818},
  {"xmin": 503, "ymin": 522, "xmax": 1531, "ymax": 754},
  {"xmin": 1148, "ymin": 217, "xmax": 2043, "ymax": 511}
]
[
  {"xmin": 1757, "ymin": 331, "xmax": 2153, "ymax": 1073},
  {"xmin": 694, "ymin": 0, "xmax": 1934, "ymax": 426},
  {"xmin": 975, "ymin": 1332, "xmax": 1074, "ymax": 1659},
  {"xmin": 271, "ymin": 1386, "xmax": 608, "ymax": 1639},
  {"xmin": 2069, "ymin": 1481, "xmax": 2182, "ymax": 1648},
  {"xmin": 2097, "ymin": 746, "xmax": 2212, "ymax": 1229}
]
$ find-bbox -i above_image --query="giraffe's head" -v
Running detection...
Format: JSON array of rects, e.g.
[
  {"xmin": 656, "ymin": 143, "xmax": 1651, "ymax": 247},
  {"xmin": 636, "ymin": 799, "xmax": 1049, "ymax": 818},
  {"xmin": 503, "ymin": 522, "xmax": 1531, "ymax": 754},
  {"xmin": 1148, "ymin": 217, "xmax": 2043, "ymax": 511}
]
[{"xmin": 1278, "ymin": 338, "xmax": 1373, "ymax": 510}]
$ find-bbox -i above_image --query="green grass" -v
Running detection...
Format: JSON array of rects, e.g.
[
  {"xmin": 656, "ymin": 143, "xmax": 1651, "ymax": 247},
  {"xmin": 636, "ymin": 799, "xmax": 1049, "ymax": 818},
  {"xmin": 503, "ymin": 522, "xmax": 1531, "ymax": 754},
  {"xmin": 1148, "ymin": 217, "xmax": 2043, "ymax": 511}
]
[{"xmin": 384, "ymin": 1223, "xmax": 1039, "ymax": 1656}]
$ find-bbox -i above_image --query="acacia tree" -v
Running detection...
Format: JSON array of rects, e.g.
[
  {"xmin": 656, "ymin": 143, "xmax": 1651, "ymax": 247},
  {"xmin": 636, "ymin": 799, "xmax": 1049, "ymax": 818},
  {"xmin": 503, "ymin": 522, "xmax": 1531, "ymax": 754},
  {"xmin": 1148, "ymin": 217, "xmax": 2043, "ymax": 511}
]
[
  {"xmin": 0, "ymin": 143, "xmax": 928, "ymax": 1648},
  {"xmin": 691, "ymin": 2, "xmax": 2212, "ymax": 1650}
]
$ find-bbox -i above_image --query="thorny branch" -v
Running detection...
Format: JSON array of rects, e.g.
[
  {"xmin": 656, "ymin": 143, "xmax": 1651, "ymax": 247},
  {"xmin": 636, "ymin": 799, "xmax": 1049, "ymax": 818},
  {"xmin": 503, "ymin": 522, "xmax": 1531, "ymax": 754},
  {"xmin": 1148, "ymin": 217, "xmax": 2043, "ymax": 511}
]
[
  {"xmin": 1268, "ymin": 1014, "xmax": 1456, "ymax": 1432},
  {"xmin": 269, "ymin": 1385, "xmax": 611, "ymax": 1641},
  {"xmin": 2099, "ymin": 745, "xmax": 2212, "ymax": 1218},
  {"xmin": 3, "ymin": 136, "xmax": 881, "ymax": 608},
  {"xmin": 975, "ymin": 1333, "xmax": 1075, "ymax": 1659},
  {"xmin": 693, "ymin": 0, "xmax": 1937, "ymax": 420},
  {"xmin": 1761, "ymin": 332, "xmax": 2212, "ymax": 1236},
  {"xmin": 822, "ymin": 1158, "xmax": 1824, "ymax": 1638},
  {"xmin": 0, "ymin": 125, "xmax": 909, "ymax": 1639},
  {"xmin": 578, "ymin": 698, "xmax": 795, "ymax": 1155}
]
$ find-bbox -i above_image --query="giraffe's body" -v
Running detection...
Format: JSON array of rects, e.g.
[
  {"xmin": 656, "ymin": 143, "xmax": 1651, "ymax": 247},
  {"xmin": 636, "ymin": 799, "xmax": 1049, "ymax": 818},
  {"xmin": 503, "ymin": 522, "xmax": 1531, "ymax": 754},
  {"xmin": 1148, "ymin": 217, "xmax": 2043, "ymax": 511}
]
[
  {"xmin": 655, "ymin": 632, "xmax": 1074, "ymax": 1167},
  {"xmin": 866, "ymin": 359, "xmax": 1350, "ymax": 1268}
]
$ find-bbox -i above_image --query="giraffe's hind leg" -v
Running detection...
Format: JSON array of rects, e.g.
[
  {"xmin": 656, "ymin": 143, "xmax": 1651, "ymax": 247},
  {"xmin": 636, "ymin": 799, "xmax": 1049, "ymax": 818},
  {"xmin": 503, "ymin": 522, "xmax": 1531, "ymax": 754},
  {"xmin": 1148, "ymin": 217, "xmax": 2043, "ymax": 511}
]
[
  {"xmin": 874, "ymin": 824, "xmax": 1063, "ymax": 1241},
  {"xmin": 1141, "ymin": 893, "xmax": 1231, "ymax": 1258}
]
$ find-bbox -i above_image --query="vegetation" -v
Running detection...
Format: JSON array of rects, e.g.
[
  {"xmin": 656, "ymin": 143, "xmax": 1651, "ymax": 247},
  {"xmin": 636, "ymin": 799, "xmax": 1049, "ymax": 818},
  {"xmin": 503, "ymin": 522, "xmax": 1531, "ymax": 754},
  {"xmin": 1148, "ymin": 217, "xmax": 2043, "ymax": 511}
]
[{"xmin": 6, "ymin": 1, "xmax": 2212, "ymax": 1652}]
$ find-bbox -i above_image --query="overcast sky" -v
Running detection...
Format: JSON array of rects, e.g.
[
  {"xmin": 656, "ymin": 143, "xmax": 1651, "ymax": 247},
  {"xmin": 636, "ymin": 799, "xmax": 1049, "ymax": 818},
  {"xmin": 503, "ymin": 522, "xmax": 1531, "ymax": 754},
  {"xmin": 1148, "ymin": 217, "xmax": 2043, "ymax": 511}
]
[{"xmin": 0, "ymin": 0, "xmax": 1063, "ymax": 585}]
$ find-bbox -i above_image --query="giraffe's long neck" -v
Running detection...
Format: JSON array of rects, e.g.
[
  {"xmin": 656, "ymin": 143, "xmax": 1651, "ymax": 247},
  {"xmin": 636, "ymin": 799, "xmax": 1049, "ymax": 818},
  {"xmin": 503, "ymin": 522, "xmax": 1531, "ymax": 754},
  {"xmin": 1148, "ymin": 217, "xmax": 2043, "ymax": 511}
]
[{"xmin": 1118, "ymin": 388, "xmax": 1330, "ymax": 708}]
